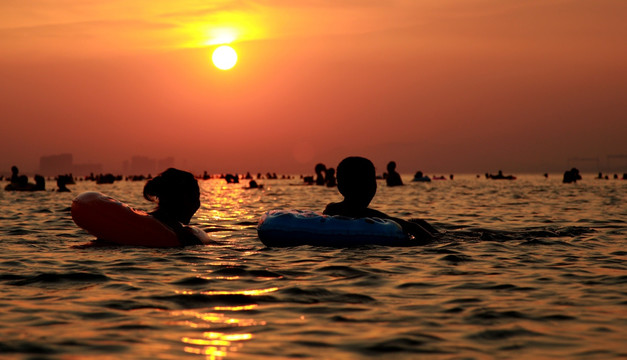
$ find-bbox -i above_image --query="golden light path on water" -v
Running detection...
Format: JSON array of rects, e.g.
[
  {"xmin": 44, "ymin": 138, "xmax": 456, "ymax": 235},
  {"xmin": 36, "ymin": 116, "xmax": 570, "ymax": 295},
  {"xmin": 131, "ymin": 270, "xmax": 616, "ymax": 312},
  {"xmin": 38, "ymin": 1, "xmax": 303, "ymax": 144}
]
[
  {"xmin": 173, "ymin": 286, "xmax": 278, "ymax": 359},
  {"xmin": 170, "ymin": 177, "xmax": 279, "ymax": 360}
]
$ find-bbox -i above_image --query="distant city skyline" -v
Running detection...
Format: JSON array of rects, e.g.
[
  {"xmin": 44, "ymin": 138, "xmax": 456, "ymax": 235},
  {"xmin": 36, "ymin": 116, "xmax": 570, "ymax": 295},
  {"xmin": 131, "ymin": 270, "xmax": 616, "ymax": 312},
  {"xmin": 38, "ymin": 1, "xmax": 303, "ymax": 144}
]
[
  {"xmin": 3, "ymin": 153, "xmax": 178, "ymax": 177},
  {"xmin": 2, "ymin": 152, "xmax": 626, "ymax": 177}
]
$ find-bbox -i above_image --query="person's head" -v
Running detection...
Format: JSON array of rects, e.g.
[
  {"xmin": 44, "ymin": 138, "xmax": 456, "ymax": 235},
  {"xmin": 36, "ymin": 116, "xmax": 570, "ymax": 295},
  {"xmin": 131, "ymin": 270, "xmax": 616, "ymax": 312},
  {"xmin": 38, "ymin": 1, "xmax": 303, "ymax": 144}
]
[
  {"xmin": 57, "ymin": 176, "xmax": 68, "ymax": 188},
  {"xmin": 336, "ymin": 157, "xmax": 377, "ymax": 208},
  {"xmin": 315, "ymin": 163, "xmax": 326, "ymax": 174},
  {"xmin": 143, "ymin": 168, "xmax": 200, "ymax": 225},
  {"xmin": 11, "ymin": 166, "xmax": 18, "ymax": 175},
  {"xmin": 34, "ymin": 175, "xmax": 45, "ymax": 185},
  {"xmin": 387, "ymin": 161, "xmax": 396, "ymax": 172}
]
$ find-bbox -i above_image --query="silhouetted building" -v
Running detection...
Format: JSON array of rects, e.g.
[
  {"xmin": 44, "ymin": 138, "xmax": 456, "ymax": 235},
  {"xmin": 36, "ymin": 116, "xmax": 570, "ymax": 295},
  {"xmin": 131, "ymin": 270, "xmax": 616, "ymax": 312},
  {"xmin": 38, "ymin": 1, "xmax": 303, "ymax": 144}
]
[
  {"xmin": 157, "ymin": 157, "xmax": 175, "ymax": 170},
  {"xmin": 130, "ymin": 156, "xmax": 157, "ymax": 175},
  {"xmin": 127, "ymin": 156, "xmax": 175, "ymax": 175},
  {"xmin": 74, "ymin": 163, "xmax": 103, "ymax": 176},
  {"xmin": 39, "ymin": 154, "xmax": 73, "ymax": 176}
]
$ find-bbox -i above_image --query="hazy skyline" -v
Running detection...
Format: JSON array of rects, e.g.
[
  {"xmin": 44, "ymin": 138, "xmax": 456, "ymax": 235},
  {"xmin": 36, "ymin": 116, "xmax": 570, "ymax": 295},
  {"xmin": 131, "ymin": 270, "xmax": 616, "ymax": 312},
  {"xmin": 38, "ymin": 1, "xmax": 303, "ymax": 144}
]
[{"xmin": 1, "ymin": 0, "xmax": 625, "ymax": 175}]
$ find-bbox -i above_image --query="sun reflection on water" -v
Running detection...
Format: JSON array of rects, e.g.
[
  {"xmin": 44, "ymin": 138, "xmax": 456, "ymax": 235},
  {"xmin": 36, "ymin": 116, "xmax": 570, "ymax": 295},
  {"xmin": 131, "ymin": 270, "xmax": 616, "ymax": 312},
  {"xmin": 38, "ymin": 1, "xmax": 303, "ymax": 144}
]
[
  {"xmin": 175, "ymin": 287, "xmax": 278, "ymax": 296},
  {"xmin": 174, "ymin": 307, "xmax": 265, "ymax": 360},
  {"xmin": 173, "ymin": 286, "xmax": 274, "ymax": 359},
  {"xmin": 198, "ymin": 180, "xmax": 264, "ymax": 223},
  {"xmin": 214, "ymin": 304, "xmax": 258, "ymax": 311}
]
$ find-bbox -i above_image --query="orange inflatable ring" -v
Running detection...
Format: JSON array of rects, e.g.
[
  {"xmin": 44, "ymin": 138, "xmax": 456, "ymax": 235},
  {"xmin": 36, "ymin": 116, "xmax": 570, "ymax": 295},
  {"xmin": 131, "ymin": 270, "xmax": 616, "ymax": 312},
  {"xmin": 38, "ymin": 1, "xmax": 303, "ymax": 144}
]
[{"xmin": 71, "ymin": 191, "xmax": 208, "ymax": 247}]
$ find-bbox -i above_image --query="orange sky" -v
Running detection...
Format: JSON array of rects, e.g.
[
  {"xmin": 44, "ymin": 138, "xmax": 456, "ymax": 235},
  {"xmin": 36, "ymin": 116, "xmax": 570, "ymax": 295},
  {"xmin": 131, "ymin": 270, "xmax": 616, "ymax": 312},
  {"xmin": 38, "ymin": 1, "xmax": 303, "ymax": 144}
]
[{"xmin": 1, "ymin": 0, "xmax": 626, "ymax": 175}]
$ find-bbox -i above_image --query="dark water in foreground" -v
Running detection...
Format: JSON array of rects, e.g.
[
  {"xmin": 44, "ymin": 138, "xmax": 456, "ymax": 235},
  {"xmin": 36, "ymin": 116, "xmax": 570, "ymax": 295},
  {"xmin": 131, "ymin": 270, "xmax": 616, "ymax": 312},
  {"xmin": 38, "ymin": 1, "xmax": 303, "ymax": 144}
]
[{"xmin": 0, "ymin": 175, "xmax": 626, "ymax": 359}]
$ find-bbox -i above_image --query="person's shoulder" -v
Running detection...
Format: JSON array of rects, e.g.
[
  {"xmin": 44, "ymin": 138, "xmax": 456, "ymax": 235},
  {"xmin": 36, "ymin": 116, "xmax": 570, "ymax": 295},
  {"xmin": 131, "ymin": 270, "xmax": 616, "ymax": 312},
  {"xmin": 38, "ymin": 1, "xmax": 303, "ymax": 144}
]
[
  {"xmin": 180, "ymin": 226, "xmax": 206, "ymax": 246},
  {"xmin": 323, "ymin": 202, "xmax": 342, "ymax": 216}
]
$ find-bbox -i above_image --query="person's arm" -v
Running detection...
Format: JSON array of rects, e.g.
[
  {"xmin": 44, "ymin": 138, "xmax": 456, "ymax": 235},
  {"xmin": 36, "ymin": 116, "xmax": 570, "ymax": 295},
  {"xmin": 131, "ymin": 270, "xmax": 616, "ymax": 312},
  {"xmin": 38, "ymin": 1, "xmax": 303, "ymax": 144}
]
[
  {"xmin": 361, "ymin": 209, "xmax": 436, "ymax": 243},
  {"xmin": 408, "ymin": 218, "xmax": 439, "ymax": 235},
  {"xmin": 389, "ymin": 217, "xmax": 434, "ymax": 243},
  {"xmin": 182, "ymin": 226, "xmax": 220, "ymax": 245}
]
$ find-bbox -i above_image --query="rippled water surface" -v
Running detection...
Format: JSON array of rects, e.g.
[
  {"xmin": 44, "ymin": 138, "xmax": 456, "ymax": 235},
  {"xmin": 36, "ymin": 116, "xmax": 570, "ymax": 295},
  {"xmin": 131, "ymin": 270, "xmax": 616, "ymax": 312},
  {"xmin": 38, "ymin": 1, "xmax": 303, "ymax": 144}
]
[{"xmin": 1, "ymin": 175, "xmax": 626, "ymax": 359}]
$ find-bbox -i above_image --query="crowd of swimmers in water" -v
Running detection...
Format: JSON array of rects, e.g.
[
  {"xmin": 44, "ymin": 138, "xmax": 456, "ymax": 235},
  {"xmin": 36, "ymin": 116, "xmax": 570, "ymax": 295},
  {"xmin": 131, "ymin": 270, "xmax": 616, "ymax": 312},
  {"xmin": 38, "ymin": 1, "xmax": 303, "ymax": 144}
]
[
  {"xmin": 4, "ymin": 159, "xmax": 627, "ymax": 247},
  {"xmin": 4, "ymin": 162, "xmax": 627, "ymax": 194}
]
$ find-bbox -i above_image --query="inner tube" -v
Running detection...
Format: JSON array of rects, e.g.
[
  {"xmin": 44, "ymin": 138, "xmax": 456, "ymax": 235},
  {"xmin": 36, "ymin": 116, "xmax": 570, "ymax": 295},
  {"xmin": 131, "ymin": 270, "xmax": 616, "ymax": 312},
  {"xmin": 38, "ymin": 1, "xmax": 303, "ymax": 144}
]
[
  {"xmin": 257, "ymin": 209, "xmax": 419, "ymax": 247},
  {"xmin": 412, "ymin": 176, "xmax": 431, "ymax": 182},
  {"xmin": 71, "ymin": 191, "xmax": 208, "ymax": 247}
]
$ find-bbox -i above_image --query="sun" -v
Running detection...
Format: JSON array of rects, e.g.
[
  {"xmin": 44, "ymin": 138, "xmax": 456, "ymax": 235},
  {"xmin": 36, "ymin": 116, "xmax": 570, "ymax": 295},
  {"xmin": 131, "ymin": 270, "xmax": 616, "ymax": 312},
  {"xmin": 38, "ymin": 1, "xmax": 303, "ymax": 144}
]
[{"xmin": 212, "ymin": 45, "xmax": 238, "ymax": 70}]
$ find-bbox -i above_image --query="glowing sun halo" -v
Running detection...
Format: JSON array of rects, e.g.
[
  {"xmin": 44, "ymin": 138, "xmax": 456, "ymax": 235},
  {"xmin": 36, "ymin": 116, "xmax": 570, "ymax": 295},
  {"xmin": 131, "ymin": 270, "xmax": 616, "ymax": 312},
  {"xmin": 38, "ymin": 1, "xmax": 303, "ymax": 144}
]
[{"xmin": 212, "ymin": 45, "xmax": 238, "ymax": 70}]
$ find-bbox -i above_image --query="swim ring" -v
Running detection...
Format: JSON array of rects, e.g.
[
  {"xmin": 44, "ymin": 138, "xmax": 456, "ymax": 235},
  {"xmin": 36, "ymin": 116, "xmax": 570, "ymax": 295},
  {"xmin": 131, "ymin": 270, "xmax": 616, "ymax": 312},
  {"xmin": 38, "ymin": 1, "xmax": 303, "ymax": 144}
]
[
  {"xmin": 412, "ymin": 176, "xmax": 431, "ymax": 182},
  {"xmin": 257, "ymin": 210, "xmax": 418, "ymax": 247},
  {"xmin": 71, "ymin": 191, "xmax": 208, "ymax": 247}
]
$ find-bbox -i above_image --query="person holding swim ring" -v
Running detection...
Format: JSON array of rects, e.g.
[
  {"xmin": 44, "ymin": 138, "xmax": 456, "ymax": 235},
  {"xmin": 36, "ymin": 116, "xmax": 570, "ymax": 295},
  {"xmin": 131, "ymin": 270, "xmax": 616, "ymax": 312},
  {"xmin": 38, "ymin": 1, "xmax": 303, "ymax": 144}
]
[
  {"xmin": 324, "ymin": 156, "xmax": 438, "ymax": 243},
  {"xmin": 143, "ymin": 168, "xmax": 205, "ymax": 246}
]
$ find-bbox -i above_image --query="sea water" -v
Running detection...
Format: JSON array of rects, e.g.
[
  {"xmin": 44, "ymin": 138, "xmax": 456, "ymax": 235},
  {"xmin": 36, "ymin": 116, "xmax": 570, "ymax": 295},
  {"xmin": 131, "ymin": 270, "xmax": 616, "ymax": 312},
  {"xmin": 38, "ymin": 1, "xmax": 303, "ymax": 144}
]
[{"xmin": 0, "ymin": 175, "xmax": 625, "ymax": 359}]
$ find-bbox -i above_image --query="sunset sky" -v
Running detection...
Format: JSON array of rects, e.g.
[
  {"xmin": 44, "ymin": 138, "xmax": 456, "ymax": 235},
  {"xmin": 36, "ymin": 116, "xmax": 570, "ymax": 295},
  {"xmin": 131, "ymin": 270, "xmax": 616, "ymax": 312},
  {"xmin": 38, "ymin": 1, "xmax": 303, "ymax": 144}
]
[{"xmin": 1, "ymin": 0, "xmax": 625, "ymax": 175}]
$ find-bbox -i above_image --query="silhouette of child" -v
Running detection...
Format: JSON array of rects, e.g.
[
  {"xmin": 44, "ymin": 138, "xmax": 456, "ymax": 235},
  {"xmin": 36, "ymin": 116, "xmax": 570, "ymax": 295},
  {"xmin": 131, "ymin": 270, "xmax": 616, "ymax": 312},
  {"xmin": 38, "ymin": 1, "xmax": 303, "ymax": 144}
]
[
  {"xmin": 385, "ymin": 161, "xmax": 403, "ymax": 186},
  {"xmin": 323, "ymin": 157, "xmax": 437, "ymax": 242},
  {"xmin": 325, "ymin": 167, "xmax": 337, "ymax": 187},
  {"xmin": 315, "ymin": 163, "xmax": 326, "ymax": 185},
  {"xmin": 143, "ymin": 168, "xmax": 206, "ymax": 246},
  {"xmin": 4, "ymin": 169, "xmax": 45, "ymax": 191},
  {"xmin": 57, "ymin": 176, "xmax": 71, "ymax": 192},
  {"xmin": 10, "ymin": 166, "xmax": 19, "ymax": 183}
]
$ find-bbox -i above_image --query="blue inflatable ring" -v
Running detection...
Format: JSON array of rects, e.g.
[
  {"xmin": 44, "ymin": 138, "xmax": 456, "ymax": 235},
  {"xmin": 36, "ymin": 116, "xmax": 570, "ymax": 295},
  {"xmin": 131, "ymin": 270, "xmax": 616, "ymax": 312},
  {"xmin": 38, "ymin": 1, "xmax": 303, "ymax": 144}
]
[{"xmin": 257, "ymin": 209, "xmax": 419, "ymax": 247}]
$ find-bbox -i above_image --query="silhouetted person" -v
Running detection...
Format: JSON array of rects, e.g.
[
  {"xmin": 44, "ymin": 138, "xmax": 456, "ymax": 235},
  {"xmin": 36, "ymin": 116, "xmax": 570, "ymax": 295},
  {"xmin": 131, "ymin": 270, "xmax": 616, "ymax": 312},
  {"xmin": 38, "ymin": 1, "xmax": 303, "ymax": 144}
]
[
  {"xmin": 323, "ymin": 156, "xmax": 436, "ymax": 242},
  {"xmin": 143, "ymin": 168, "xmax": 206, "ymax": 246},
  {"xmin": 33, "ymin": 175, "xmax": 45, "ymax": 190},
  {"xmin": 4, "ymin": 171, "xmax": 45, "ymax": 191},
  {"xmin": 247, "ymin": 180, "xmax": 263, "ymax": 189},
  {"xmin": 315, "ymin": 163, "xmax": 326, "ymax": 185},
  {"xmin": 96, "ymin": 174, "xmax": 115, "ymax": 184},
  {"xmin": 10, "ymin": 166, "xmax": 19, "ymax": 183},
  {"xmin": 413, "ymin": 171, "xmax": 431, "ymax": 182},
  {"xmin": 325, "ymin": 167, "xmax": 336, "ymax": 187},
  {"xmin": 563, "ymin": 168, "xmax": 581, "ymax": 183},
  {"xmin": 17, "ymin": 175, "xmax": 28, "ymax": 186},
  {"xmin": 385, "ymin": 161, "xmax": 403, "ymax": 186},
  {"xmin": 57, "ymin": 176, "xmax": 71, "ymax": 192},
  {"xmin": 224, "ymin": 174, "xmax": 239, "ymax": 183}
]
